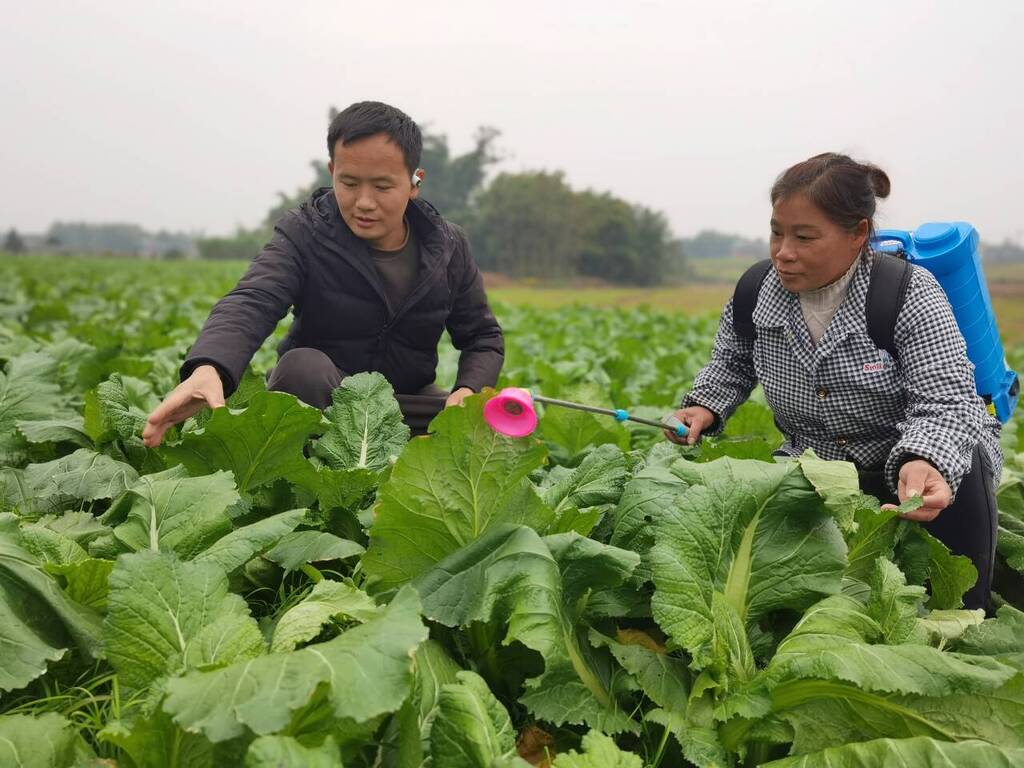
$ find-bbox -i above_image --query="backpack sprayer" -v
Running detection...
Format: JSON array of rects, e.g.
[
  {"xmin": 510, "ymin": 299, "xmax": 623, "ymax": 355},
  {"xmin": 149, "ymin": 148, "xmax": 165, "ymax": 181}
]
[{"xmin": 872, "ymin": 222, "xmax": 1019, "ymax": 423}]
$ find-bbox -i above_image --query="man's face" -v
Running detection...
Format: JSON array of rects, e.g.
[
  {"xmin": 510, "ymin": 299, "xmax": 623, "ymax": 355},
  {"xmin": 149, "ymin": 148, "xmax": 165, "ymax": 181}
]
[{"xmin": 329, "ymin": 133, "xmax": 418, "ymax": 250}]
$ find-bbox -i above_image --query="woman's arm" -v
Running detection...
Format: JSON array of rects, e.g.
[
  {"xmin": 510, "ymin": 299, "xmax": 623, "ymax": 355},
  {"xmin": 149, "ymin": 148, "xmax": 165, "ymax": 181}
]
[
  {"xmin": 679, "ymin": 298, "xmax": 759, "ymax": 437},
  {"xmin": 884, "ymin": 267, "xmax": 1001, "ymax": 502}
]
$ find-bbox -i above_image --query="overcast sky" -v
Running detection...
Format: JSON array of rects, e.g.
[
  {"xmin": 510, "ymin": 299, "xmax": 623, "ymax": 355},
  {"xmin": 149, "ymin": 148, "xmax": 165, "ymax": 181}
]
[{"xmin": 3, "ymin": 0, "xmax": 1022, "ymax": 243}]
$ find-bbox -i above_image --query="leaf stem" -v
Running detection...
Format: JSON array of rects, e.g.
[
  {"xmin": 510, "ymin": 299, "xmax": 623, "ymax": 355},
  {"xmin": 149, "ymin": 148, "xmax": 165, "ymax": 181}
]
[
  {"xmin": 650, "ymin": 719, "xmax": 671, "ymax": 767},
  {"xmin": 469, "ymin": 622, "xmax": 501, "ymax": 689}
]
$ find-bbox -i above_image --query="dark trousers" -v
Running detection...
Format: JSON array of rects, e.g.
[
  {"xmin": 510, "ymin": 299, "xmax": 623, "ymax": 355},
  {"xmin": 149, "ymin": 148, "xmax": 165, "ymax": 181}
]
[
  {"xmin": 858, "ymin": 445, "xmax": 998, "ymax": 611},
  {"xmin": 266, "ymin": 347, "xmax": 447, "ymax": 435}
]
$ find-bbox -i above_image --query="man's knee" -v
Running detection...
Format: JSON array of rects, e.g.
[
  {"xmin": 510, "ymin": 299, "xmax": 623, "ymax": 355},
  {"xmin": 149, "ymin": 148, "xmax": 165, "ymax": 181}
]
[{"xmin": 267, "ymin": 348, "xmax": 342, "ymax": 410}]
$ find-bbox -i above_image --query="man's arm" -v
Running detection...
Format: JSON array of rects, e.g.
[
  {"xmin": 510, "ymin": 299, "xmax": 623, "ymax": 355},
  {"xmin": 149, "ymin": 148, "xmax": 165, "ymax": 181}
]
[
  {"xmin": 444, "ymin": 226, "xmax": 504, "ymax": 394},
  {"xmin": 181, "ymin": 226, "xmax": 305, "ymax": 395},
  {"xmin": 143, "ymin": 226, "xmax": 304, "ymax": 446}
]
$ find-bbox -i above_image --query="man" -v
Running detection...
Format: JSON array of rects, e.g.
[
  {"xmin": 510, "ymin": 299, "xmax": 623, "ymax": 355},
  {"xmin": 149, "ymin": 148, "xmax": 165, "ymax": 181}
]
[{"xmin": 143, "ymin": 101, "xmax": 504, "ymax": 447}]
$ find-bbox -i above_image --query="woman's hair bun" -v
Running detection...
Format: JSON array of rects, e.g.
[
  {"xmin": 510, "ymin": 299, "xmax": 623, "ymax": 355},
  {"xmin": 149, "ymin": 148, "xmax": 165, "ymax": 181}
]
[{"xmin": 864, "ymin": 164, "xmax": 891, "ymax": 199}]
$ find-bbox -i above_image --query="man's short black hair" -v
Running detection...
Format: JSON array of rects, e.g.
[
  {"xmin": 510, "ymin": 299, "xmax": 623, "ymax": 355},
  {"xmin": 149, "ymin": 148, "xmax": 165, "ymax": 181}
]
[{"xmin": 327, "ymin": 101, "xmax": 422, "ymax": 174}]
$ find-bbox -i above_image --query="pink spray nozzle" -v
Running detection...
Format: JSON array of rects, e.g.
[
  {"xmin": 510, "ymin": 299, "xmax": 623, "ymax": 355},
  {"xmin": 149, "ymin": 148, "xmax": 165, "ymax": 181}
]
[{"xmin": 483, "ymin": 387, "xmax": 538, "ymax": 437}]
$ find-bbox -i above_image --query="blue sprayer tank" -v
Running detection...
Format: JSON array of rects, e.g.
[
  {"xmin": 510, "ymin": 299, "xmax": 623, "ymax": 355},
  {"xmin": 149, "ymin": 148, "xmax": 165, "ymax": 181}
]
[{"xmin": 871, "ymin": 222, "xmax": 1019, "ymax": 423}]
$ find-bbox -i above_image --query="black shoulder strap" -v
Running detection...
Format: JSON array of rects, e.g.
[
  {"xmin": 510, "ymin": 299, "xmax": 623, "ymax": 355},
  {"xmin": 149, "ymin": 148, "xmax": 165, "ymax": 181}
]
[
  {"xmin": 732, "ymin": 259, "xmax": 773, "ymax": 340},
  {"xmin": 865, "ymin": 253, "xmax": 913, "ymax": 359}
]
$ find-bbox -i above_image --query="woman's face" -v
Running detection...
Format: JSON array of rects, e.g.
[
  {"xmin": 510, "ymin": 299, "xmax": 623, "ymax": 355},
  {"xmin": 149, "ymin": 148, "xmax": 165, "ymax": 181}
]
[{"xmin": 769, "ymin": 193, "xmax": 868, "ymax": 292}]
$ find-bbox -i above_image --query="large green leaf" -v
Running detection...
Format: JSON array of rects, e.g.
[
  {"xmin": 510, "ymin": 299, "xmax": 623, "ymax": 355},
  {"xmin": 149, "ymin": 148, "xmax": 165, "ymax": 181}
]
[
  {"xmin": 916, "ymin": 609, "xmax": 986, "ymax": 645},
  {"xmin": 246, "ymin": 735, "xmax": 340, "ymax": 767},
  {"xmin": 0, "ymin": 468, "xmax": 30, "ymax": 515},
  {"xmin": 104, "ymin": 551, "xmax": 265, "ymax": 692},
  {"xmin": 718, "ymin": 594, "xmax": 1024, "ymax": 756},
  {"xmin": 0, "ymin": 523, "xmax": 103, "ymax": 694},
  {"xmin": 192, "ymin": 366, "xmax": 267, "ymax": 432},
  {"xmin": 0, "ymin": 353, "xmax": 68, "ymax": 465},
  {"xmin": 18, "ymin": 449, "xmax": 138, "ymax": 516},
  {"xmin": 996, "ymin": 465, "xmax": 1024, "ymax": 572},
  {"xmin": 16, "ymin": 417, "xmax": 92, "ymax": 449},
  {"xmin": 0, "ymin": 577, "xmax": 68, "ymax": 696},
  {"xmin": 162, "ymin": 585, "xmax": 427, "ymax": 742},
  {"xmin": 413, "ymin": 524, "xmax": 640, "ymax": 734},
  {"xmin": 550, "ymin": 730, "xmax": 643, "ymax": 768},
  {"xmin": 0, "ymin": 712, "xmax": 95, "ymax": 767},
  {"xmin": 843, "ymin": 505, "xmax": 901, "ymax": 588},
  {"xmin": 363, "ymin": 393, "xmax": 553, "ymax": 591},
  {"xmin": 18, "ymin": 522, "xmax": 90, "ymax": 567},
  {"xmin": 609, "ymin": 465, "xmax": 684, "ymax": 585},
  {"xmin": 765, "ymin": 597, "xmax": 1014, "ymax": 698},
  {"xmin": 86, "ymin": 373, "xmax": 158, "ymax": 444},
  {"xmin": 111, "ymin": 467, "xmax": 238, "ymax": 557},
  {"xmin": 649, "ymin": 457, "xmax": 846, "ymax": 667},
  {"xmin": 99, "ymin": 709, "xmax": 224, "ymax": 768},
  {"xmin": 264, "ymin": 530, "xmax": 364, "ymax": 573},
  {"xmin": 956, "ymin": 604, "xmax": 1024, "ymax": 667},
  {"xmin": 56, "ymin": 558, "xmax": 115, "ymax": 611},
  {"xmin": 998, "ymin": 509, "xmax": 1024, "ymax": 573},
  {"xmin": 192, "ymin": 508, "xmax": 306, "ymax": 574},
  {"xmin": 161, "ymin": 391, "xmax": 322, "ymax": 494},
  {"xmin": 592, "ymin": 630, "xmax": 690, "ymax": 712},
  {"xmin": 542, "ymin": 443, "xmax": 628, "ymax": 535},
  {"xmin": 380, "ymin": 639, "xmax": 462, "ymax": 768},
  {"xmin": 797, "ymin": 451, "xmax": 862, "ymax": 534},
  {"xmin": 32, "ymin": 511, "xmax": 110, "ymax": 546},
  {"xmin": 867, "ymin": 557, "xmax": 927, "ymax": 644},
  {"xmin": 764, "ymin": 674, "xmax": 1024, "ymax": 754},
  {"xmin": 270, "ymin": 579, "xmax": 380, "ymax": 652},
  {"xmin": 305, "ymin": 465, "xmax": 381, "ymax": 513},
  {"xmin": 764, "ymin": 736, "xmax": 1024, "ymax": 767},
  {"xmin": 313, "ymin": 372, "xmax": 409, "ymax": 471},
  {"xmin": 429, "ymin": 670, "xmax": 530, "ymax": 768}
]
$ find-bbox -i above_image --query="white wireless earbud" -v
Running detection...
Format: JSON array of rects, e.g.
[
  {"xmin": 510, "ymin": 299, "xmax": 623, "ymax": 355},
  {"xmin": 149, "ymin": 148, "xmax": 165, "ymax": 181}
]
[{"xmin": 412, "ymin": 170, "xmax": 424, "ymax": 188}]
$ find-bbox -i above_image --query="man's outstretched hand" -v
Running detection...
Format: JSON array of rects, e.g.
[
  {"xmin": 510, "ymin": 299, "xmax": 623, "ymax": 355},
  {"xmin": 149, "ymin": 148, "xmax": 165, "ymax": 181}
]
[
  {"xmin": 880, "ymin": 459, "xmax": 952, "ymax": 522},
  {"xmin": 445, "ymin": 387, "xmax": 474, "ymax": 408},
  {"xmin": 142, "ymin": 365, "xmax": 226, "ymax": 448}
]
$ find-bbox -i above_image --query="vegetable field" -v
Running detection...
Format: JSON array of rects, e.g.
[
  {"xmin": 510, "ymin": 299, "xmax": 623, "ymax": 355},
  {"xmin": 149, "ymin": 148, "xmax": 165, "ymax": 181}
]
[{"xmin": 2, "ymin": 257, "xmax": 1024, "ymax": 767}]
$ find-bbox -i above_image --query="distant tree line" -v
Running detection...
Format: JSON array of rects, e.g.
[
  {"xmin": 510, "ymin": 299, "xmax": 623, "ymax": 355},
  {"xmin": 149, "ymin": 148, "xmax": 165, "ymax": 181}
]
[
  {"xmin": 3, "ymin": 229, "xmax": 25, "ymax": 253},
  {"xmin": 196, "ymin": 110, "xmax": 681, "ymax": 285},
  {"xmin": 6, "ymin": 108, "xmax": 1024, "ymax": 280},
  {"xmin": 982, "ymin": 239, "xmax": 1024, "ymax": 263},
  {"xmin": 0, "ymin": 223, "xmax": 195, "ymax": 259},
  {"xmin": 680, "ymin": 230, "xmax": 768, "ymax": 260}
]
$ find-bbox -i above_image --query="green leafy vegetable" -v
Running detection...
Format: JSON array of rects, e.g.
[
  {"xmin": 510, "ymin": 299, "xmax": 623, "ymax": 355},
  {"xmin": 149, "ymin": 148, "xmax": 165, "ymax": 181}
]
[{"xmin": 363, "ymin": 393, "xmax": 553, "ymax": 591}]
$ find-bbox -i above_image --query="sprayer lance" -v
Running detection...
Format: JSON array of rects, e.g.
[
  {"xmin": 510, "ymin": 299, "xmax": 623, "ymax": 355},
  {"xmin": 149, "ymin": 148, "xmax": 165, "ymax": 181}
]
[{"xmin": 530, "ymin": 395, "xmax": 687, "ymax": 437}]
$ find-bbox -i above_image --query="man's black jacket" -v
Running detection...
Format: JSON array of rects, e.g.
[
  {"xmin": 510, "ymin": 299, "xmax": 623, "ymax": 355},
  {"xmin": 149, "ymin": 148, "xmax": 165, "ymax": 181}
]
[{"xmin": 181, "ymin": 188, "xmax": 504, "ymax": 396}]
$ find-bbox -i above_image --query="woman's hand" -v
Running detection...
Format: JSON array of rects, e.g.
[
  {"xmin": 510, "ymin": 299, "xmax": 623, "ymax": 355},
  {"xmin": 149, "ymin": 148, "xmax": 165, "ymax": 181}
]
[
  {"xmin": 881, "ymin": 459, "xmax": 952, "ymax": 522},
  {"xmin": 664, "ymin": 406, "xmax": 716, "ymax": 446},
  {"xmin": 142, "ymin": 365, "xmax": 226, "ymax": 448}
]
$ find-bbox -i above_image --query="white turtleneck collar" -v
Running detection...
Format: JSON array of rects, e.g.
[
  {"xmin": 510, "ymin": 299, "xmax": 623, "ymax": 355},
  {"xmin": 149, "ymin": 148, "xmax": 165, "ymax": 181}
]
[{"xmin": 798, "ymin": 254, "xmax": 861, "ymax": 346}]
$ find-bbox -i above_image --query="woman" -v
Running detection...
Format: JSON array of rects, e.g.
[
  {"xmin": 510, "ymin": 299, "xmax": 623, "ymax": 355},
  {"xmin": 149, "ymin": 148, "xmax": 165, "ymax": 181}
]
[{"xmin": 668, "ymin": 153, "xmax": 1002, "ymax": 610}]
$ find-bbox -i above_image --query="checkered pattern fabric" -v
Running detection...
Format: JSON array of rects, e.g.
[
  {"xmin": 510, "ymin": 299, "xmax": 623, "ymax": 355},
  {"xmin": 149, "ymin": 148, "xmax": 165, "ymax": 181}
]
[{"xmin": 683, "ymin": 253, "xmax": 1003, "ymax": 498}]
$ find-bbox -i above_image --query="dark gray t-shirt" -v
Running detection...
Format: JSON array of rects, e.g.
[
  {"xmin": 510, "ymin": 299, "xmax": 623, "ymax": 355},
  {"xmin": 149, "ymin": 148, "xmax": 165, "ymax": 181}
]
[{"xmin": 371, "ymin": 221, "xmax": 419, "ymax": 312}]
